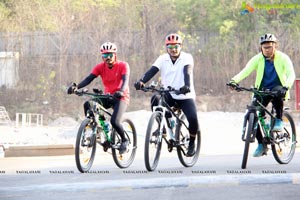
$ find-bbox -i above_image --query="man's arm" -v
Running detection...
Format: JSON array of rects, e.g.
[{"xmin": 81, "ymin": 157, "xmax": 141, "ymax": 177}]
[
  {"xmin": 183, "ymin": 64, "xmax": 192, "ymax": 87},
  {"xmin": 77, "ymin": 73, "xmax": 97, "ymax": 89},
  {"xmin": 140, "ymin": 66, "xmax": 159, "ymax": 83},
  {"xmin": 120, "ymin": 74, "xmax": 129, "ymax": 92}
]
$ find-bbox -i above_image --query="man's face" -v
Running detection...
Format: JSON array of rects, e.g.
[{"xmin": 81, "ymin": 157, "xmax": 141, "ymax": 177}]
[
  {"xmin": 166, "ymin": 43, "xmax": 181, "ymax": 59},
  {"xmin": 261, "ymin": 42, "xmax": 276, "ymax": 59},
  {"xmin": 102, "ymin": 53, "xmax": 116, "ymax": 65}
]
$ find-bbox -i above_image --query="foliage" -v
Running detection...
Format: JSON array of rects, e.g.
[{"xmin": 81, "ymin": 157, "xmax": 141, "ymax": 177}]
[{"xmin": 0, "ymin": 0, "xmax": 300, "ymax": 117}]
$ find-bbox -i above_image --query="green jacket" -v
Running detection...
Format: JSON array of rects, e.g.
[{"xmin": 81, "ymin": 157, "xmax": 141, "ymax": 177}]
[{"xmin": 232, "ymin": 50, "xmax": 295, "ymax": 99}]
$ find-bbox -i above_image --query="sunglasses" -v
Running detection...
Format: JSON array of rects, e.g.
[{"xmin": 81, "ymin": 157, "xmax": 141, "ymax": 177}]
[
  {"xmin": 167, "ymin": 44, "xmax": 181, "ymax": 49},
  {"xmin": 102, "ymin": 53, "xmax": 114, "ymax": 58}
]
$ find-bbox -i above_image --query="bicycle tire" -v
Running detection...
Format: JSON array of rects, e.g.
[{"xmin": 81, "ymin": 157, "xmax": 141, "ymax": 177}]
[
  {"xmin": 176, "ymin": 113, "xmax": 201, "ymax": 167},
  {"xmin": 241, "ymin": 112, "xmax": 255, "ymax": 169},
  {"xmin": 144, "ymin": 111, "xmax": 163, "ymax": 171},
  {"xmin": 75, "ymin": 118, "xmax": 97, "ymax": 173},
  {"xmin": 271, "ymin": 111, "xmax": 297, "ymax": 164},
  {"xmin": 112, "ymin": 118, "xmax": 137, "ymax": 168}
]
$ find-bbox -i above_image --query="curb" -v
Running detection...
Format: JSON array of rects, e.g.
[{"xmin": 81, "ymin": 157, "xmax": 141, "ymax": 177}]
[
  {"xmin": 0, "ymin": 173, "xmax": 299, "ymax": 192},
  {"xmin": 4, "ymin": 144, "xmax": 74, "ymax": 157}
]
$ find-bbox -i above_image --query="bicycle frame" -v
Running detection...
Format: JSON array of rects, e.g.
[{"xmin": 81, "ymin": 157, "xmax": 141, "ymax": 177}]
[
  {"xmin": 75, "ymin": 89, "xmax": 117, "ymax": 145},
  {"xmin": 228, "ymin": 83, "xmax": 297, "ymax": 169},
  {"xmin": 74, "ymin": 88, "xmax": 137, "ymax": 172},
  {"xmin": 145, "ymin": 86, "xmax": 188, "ymax": 143},
  {"xmin": 243, "ymin": 99, "xmax": 276, "ymax": 144},
  {"xmin": 89, "ymin": 99, "xmax": 112, "ymax": 142}
]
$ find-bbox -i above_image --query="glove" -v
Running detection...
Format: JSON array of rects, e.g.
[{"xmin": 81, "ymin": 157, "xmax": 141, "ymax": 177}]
[
  {"xmin": 113, "ymin": 91, "xmax": 124, "ymax": 99},
  {"xmin": 134, "ymin": 81, "xmax": 145, "ymax": 90},
  {"xmin": 179, "ymin": 85, "xmax": 190, "ymax": 94},
  {"xmin": 277, "ymin": 86, "xmax": 288, "ymax": 98},
  {"xmin": 67, "ymin": 83, "xmax": 77, "ymax": 94},
  {"xmin": 228, "ymin": 80, "xmax": 240, "ymax": 91}
]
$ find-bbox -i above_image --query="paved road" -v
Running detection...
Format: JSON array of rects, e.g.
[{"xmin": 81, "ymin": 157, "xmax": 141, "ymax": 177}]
[{"xmin": 1, "ymin": 149, "xmax": 300, "ymax": 200}]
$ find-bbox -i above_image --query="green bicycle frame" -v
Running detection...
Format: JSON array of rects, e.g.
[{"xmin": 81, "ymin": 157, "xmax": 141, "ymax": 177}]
[{"xmin": 258, "ymin": 114, "xmax": 270, "ymax": 138}]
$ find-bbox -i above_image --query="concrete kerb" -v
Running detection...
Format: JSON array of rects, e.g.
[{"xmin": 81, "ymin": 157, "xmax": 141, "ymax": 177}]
[{"xmin": 3, "ymin": 144, "xmax": 74, "ymax": 157}]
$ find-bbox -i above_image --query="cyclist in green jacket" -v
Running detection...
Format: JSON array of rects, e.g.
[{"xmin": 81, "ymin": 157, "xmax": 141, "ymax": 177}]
[{"xmin": 230, "ymin": 33, "xmax": 295, "ymax": 157}]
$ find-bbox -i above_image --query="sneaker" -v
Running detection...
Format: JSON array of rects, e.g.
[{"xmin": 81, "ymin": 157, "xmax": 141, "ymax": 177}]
[
  {"xmin": 119, "ymin": 139, "xmax": 128, "ymax": 154},
  {"xmin": 186, "ymin": 143, "xmax": 195, "ymax": 157},
  {"xmin": 253, "ymin": 143, "xmax": 267, "ymax": 157},
  {"xmin": 273, "ymin": 118, "xmax": 283, "ymax": 131}
]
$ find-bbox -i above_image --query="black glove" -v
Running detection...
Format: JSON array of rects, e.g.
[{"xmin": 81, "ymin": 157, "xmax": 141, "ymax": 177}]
[
  {"xmin": 113, "ymin": 91, "xmax": 124, "ymax": 99},
  {"xmin": 179, "ymin": 85, "xmax": 190, "ymax": 94},
  {"xmin": 277, "ymin": 86, "xmax": 288, "ymax": 98},
  {"xmin": 67, "ymin": 83, "xmax": 77, "ymax": 94},
  {"xmin": 228, "ymin": 80, "xmax": 241, "ymax": 91},
  {"xmin": 134, "ymin": 81, "xmax": 145, "ymax": 90}
]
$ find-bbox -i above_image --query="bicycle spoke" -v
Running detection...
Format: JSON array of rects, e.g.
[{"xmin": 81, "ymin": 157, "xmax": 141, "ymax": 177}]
[
  {"xmin": 271, "ymin": 112, "xmax": 296, "ymax": 164},
  {"xmin": 112, "ymin": 119, "xmax": 137, "ymax": 168},
  {"xmin": 75, "ymin": 119, "xmax": 97, "ymax": 173}
]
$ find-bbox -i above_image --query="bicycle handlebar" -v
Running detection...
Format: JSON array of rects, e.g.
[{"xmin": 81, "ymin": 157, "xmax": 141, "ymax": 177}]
[
  {"xmin": 74, "ymin": 88, "xmax": 114, "ymax": 100},
  {"xmin": 139, "ymin": 85, "xmax": 185, "ymax": 95},
  {"xmin": 226, "ymin": 83, "xmax": 278, "ymax": 97}
]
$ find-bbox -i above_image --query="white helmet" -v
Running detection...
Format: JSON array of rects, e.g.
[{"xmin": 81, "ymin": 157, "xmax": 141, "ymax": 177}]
[{"xmin": 100, "ymin": 42, "xmax": 117, "ymax": 53}]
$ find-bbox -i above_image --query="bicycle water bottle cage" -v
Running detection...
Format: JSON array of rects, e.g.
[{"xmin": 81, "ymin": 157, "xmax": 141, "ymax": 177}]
[{"xmin": 99, "ymin": 114, "xmax": 105, "ymax": 121}]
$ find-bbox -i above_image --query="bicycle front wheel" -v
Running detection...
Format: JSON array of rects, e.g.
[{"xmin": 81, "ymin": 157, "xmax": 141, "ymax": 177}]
[
  {"xmin": 241, "ymin": 112, "xmax": 255, "ymax": 169},
  {"xmin": 176, "ymin": 113, "xmax": 201, "ymax": 167},
  {"xmin": 144, "ymin": 111, "xmax": 163, "ymax": 171},
  {"xmin": 271, "ymin": 111, "xmax": 297, "ymax": 164},
  {"xmin": 75, "ymin": 118, "xmax": 97, "ymax": 173},
  {"xmin": 112, "ymin": 119, "xmax": 137, "ymax": 168}
]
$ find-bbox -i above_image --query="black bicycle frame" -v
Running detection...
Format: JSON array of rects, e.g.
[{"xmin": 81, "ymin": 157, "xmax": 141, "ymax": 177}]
[{"xmin": 242, "ymin": 96, "xmax": 276, "ymax": 143}]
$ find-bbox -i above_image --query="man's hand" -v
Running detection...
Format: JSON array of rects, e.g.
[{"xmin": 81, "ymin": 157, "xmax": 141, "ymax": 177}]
[
  {"xmin": 113, "ymin": 91, "xmax": 124, "ymax": 99},
  {"xmin": 67, "ymin": 83, "xmax": 77, "ymax": 94},
  {"xmin": 179, "ymin": 85, "xmax": 190, "ymax": 94},
  {"xmin": 134, "ymin": 81, "xmax": 145, "ymax": 90},
  {"xmin": 277, "ymin": 86, "xmax": 288, "ymax": 98},
  {"xmin": 227, "ymin": 80, "xmax": 239, "ymax": 91}
]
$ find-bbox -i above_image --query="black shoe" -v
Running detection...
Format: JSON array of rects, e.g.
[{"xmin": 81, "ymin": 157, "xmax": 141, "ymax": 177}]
[
  {"xmin": 186, "ymin": 143, "xmax": 195, "ymax": 157},
  {"xmin": 119, "ymin": 139, "xmax": 129, "ymax": 154}
]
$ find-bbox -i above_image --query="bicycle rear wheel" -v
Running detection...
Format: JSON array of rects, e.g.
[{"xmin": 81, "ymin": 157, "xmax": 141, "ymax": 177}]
[
  {"xmin": 75, "ymin": 118, "xmax": 97, "ymax": 173},
  {"xmin": 144, "ymin": 111, "xmax": 163, "ymax": 171},
  {"xmin": 271, "ymin": 111, "xmax": 297, "ymax": 164},
  {"xmin": 241, "ymin": 112, "xmax": 255, "ymax": 169},
  {"xmin": 176, "ymin": 113, "xmax": 201, "ymax": 167},
  {"xmin": 112, "ymin": 119, "xmax": 137, "ymax": 168}
]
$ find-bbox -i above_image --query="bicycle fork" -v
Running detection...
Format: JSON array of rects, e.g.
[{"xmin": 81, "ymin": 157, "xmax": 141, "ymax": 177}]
[{"xmin": 241, "ymin": 108, "xmax": 257, "ymax": 143}]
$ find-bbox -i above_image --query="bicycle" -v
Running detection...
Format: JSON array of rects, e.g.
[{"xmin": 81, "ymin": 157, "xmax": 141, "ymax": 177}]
[
  {"xmin": 138, "ymin": 84, "xmax": 201, "ymax": 171},
  {"xmin": 227, "ymin": 83, "xmax": 297, "ymax": 169},
  {"xmin": 73, "ymin": 88, "xmax": 137, "ymax": 173}
]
